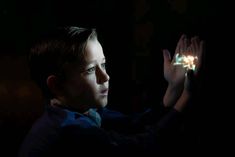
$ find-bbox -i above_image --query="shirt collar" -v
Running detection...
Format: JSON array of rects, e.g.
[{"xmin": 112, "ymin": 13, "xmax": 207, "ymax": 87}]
[{"xmin": 47, "ymin": 100, "xmax": 101, "ymax": 128}]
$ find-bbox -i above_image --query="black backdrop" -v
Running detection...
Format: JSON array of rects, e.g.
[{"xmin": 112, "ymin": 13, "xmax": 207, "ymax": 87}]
[{"xmin": 0, "ymin": 0, "xmax": 232, "ymax": 156}]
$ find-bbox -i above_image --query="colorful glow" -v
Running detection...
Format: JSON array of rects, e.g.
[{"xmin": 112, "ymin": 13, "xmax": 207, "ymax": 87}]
[{"xmin": 173, "ymin": 53, "xmax": 198, "ymax": 71}]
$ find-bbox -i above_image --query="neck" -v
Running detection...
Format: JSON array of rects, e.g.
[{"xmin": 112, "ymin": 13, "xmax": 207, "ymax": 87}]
[{"xmin": 50, "ymin": 98, "xmax": 91, "ymax": 114}]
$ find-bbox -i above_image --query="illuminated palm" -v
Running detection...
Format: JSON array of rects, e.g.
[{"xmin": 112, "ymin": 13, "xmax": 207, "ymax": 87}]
[
  {"xmin": 163, "ymin": 35, "xmax": 204, "ymax": 87},
  {"xmin": 163, "ymin": 34, "xmax": 188, "ymax": 88},
  {"xmin": 162, "ymin": 34, "xmax": 205, "ymax": 108}
]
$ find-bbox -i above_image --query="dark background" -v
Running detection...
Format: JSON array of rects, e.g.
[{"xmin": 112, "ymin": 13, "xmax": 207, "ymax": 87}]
[{"xmin": 0, "ymin": 0, "xmax": 232, "ymax": 156}]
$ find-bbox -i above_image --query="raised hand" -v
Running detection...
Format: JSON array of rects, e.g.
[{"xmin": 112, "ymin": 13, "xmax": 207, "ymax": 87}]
[
  {"xmin": 189, "ymin": 36, "xmax": 205, "ymax": 75},
  {"xmin": 163, "ymin": 34, "xmax": 205, "ymax": 108},
  {"xmin": 163, "ymin": 34, "xmax": 188, "ymax": 88},
  {"xmin": 174, "ymin": 36, "xmax": 205, "ymax": 112}
]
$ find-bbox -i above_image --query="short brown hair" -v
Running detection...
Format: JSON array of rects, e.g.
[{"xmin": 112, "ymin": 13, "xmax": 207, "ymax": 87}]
[{"xmin": 29, "ymin": 26, "xmax": 97, "ymax": 99}]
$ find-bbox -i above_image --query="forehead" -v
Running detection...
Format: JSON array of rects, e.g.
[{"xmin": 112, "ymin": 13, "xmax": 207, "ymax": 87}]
[{"xmin": 84, "ymin": 39, "xmax": 105, "ymax": 63}]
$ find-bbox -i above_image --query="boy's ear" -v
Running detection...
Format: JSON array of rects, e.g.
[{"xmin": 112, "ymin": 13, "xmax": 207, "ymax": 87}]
[{"xmin": 47, "ymin": 75, "xmax": 62, "ymax": 95}]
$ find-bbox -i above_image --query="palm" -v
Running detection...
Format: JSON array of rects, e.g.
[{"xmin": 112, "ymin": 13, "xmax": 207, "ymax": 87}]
[
  {"xmin": 164, "ymin": 57, "xmax": 186, "ymax": 86},
  {"xmin": 163, "ymin": 34, "xmax": 187, "ymax": 87},
  {"xmin": 163, "ymin": 35, "xmax": 204, "ymax": 88}
]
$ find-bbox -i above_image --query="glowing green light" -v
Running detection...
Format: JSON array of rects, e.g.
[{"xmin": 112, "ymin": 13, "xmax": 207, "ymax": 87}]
[{"xmin": 173, "ymin": 53, "xmax": 198, "ymax": 71}]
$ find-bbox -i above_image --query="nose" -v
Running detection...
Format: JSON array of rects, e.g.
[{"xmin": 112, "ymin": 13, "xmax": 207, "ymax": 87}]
[{"xmin": 97, "ymin": 68, "xmax": 110, "ymax": 84}]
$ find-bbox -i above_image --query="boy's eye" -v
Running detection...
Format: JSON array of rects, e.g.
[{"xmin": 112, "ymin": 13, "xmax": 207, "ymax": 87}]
[
  {"xmin": 86, "ymin": 67, "xmax": 96, "ymax": 73},
  {"xmin": 101, "ymin": 63, "xmax": 106, "ymax": 69}
]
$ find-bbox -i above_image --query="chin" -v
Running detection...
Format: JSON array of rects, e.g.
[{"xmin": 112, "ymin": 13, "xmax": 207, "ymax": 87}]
[
  {"xmin": 95, "ymin": 99, "xmax": 108, "ymax": 108},
  {"xmin": 98, "ymin": 103, "xmax": 108, "ymax": 108}
]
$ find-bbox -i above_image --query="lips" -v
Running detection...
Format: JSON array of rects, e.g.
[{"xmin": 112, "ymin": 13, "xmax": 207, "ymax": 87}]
[
  {"xmin": 100, "ymin": 88, "xmax": 109, "ymax": 95},
  {"xmin": 101, "ymin": 88, "xmax": 108, "ymax": 94}
]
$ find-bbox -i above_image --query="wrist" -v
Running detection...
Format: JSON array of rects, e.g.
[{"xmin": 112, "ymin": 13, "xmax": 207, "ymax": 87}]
[
  {"xmin": 174, "ymin": 89, "xmax": 191, "ymax": 112},
  {"xmin": 163, "ymin": 84, "xmax": 183, "ymax": 107}
]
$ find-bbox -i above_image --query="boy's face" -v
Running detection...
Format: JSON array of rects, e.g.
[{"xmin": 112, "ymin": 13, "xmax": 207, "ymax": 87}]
[{"xmin": 61, "ymin": 39, "xmax": 109, "ymax": 112}]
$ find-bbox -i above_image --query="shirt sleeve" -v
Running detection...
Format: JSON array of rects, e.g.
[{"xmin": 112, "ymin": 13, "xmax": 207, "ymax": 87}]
[{"xmin": 54, "ymin": 107, "xmax": 183, "ymax": 156}]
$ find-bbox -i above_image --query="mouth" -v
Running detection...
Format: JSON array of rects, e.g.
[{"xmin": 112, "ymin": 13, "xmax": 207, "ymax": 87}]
[{"xmin": 100, "ymin": 88, "xmax": 109, "ymax": 95}]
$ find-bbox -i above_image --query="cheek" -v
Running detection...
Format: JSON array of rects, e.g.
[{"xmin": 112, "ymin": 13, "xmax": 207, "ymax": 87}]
[
  {"xmin": 64, "ymin": 81, "xmax": 83, "ymax": 97},
  {"xmin": 63, "ymin": 75, "xmax": 99, "ymax": 102},
  {"xmin": 82, "ymin": 79, "xmax": 98, "ymax": 97},
  {"xmin": 73, "ymin": 77, "xmax": 98, "ymax": 98}
]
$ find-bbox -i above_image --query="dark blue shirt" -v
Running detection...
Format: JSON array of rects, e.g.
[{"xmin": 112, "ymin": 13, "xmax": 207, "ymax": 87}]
[{"xmin": 18, "ymin": 105, "xmax": 182, "ymax": 157}]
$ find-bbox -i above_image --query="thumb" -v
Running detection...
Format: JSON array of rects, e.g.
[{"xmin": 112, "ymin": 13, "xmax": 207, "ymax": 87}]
[
  {"xmin": 163, "ymin": 49, "xmax": 171, "ymax": 66},
  {"xmin": 185, "ymin": 70, "xmax": 195, "ymax": 92},
  {"xmin": 187, "ymin": 70, "xmax": 194, "ymax": 80}
]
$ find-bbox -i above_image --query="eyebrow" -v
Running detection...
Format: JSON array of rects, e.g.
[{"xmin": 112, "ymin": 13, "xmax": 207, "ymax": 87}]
[{"xmin": 86, "ymin": 58, "xmax": 106, "ymax": 64}]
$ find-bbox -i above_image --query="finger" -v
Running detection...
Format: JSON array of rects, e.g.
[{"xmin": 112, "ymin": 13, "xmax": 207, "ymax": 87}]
[
  {"xmin": 193, "ymin": 36, "xmax": 200, "ymax": 52},
  {"xmin": 199, "ymin": 40, "xmax": 205, "ymax": 60},
  {"xmin": 182, "ymin": 37, "xmax": 189, "ymax": 53},
  {"xmin": 191, "ymin": 37, "xmax": 199, "ymax": 73},
  {"xmin": 190, "ymin": 38, "xmax": 196, "ymax": 55},
  {"xmin": 186, "ymin": 46, "xmax": 192, "ymax": 56},
  {"xmin": 176, "ymin": 34, "xmax": 186, "ymax": 54},
  {"xmin": 197, "ymin": 40, "xmax": 205, "ymax": 70}
]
